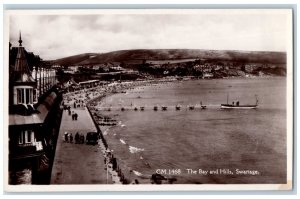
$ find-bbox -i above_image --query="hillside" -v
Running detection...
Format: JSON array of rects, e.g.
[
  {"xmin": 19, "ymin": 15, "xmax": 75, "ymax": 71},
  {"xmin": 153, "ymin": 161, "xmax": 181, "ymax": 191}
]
[
  {"xmin": 49, "ymin": 49, "xmax": 287, "ymax": 67},
  {"xmin": 50, "ymin": 53, "xmax": 98, "ymax": 66}
]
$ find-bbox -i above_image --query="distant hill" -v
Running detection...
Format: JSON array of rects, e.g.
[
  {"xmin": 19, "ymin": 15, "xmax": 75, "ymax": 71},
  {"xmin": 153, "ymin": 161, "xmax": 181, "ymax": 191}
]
[
  {"xmin": 49, "ymin": 49, "xmax": 286, "ymax": 67},
  {"xmin": 50, "ymin": 53, "xmax": 98, "ymax": 66}
]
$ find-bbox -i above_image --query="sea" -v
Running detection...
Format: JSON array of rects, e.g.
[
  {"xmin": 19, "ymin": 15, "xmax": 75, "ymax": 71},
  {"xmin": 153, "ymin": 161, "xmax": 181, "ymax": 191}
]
[{"xmin": 97, "ymin": 77, "xmax": 287, "ymax": 184}]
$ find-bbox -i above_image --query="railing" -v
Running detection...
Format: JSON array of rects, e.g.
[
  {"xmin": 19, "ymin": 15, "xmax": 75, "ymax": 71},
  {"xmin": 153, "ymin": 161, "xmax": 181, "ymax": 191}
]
[
  {"xmin": 85, "ymin": 106, "xmax": 108, "ymax": 149},
  {"xmin": 18, "ymin": 143, "xmax": 34, "ymax": 147}
]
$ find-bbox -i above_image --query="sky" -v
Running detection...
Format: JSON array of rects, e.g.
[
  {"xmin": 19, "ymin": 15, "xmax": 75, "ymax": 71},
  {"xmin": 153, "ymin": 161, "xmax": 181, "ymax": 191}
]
[{"xmin": 8, "ymin": 10, "xmax": 291, "ymax": 60}]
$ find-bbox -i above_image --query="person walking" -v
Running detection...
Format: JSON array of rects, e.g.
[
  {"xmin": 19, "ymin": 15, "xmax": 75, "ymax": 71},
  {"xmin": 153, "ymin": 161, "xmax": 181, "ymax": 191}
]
[
  {"xmin": 64, "ymin": 132, "xmax": 68, "ymax": 143},
  {"xmin": 75, "ymin": 132, "xmax": 79, "ymax": 144},
  {"xmin": 80, "ymin": 134, "xmax": 85, "ymax": 144},
  {"xmin": 70, "ymin": 133, "xmax": 73, "ymax": 143}
]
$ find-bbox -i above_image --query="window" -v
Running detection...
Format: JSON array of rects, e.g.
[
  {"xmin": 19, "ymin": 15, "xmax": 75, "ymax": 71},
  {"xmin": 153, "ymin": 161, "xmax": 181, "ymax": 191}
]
[
  {"xmin": 18, "ymin": 131, "xmax": 24, "ymax": 144},
  {"xmin": 33, "ymin": 89, "xmax": 37, "ymax": 103},
  {"xmin": 16, "ymin": 88, "xmax": 25, "ymax": 104},
  {"xmin": 21, "ymin": 89, "xmax": 25, "ymax": 103},
  {"xmin": 17, "ymin": 89, "xmax": 22, "ymax": 103},
  {"xmin": 18, "ymin": 130, "xmax": 34, "ymax": 145},
  {"xmin": 29, "ymin": 88, "xmax": 33, "ymax": 104},
  {"xmin": 16, "ymin": 88, "xmax": 34, "ymax": 104},
  {"xmin": 26, "ymin": 131, "xmax": 32, "ymax": 143},
  {"xmin": 26, "ymin": 89, "xmax": 30, "ymax": 104}
]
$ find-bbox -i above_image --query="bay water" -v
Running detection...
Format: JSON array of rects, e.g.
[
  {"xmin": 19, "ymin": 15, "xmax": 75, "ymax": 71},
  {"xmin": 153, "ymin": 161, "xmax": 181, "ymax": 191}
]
[{"xmin": 98, "ymin": 77, "xmax": 286, "ymax": 184}]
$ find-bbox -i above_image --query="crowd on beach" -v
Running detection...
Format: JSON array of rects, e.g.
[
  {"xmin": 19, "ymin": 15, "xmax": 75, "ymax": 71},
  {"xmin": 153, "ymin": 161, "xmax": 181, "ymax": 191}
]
[{"xmin": 63, "ymin": 79, "xmax": 176, "ymax": 107}]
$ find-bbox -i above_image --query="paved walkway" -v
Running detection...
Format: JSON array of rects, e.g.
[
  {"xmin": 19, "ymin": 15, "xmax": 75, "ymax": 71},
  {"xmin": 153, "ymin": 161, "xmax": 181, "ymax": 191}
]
[{"xmin": 50, "ymin": 107, "xmax": 112, "ymax": 184}]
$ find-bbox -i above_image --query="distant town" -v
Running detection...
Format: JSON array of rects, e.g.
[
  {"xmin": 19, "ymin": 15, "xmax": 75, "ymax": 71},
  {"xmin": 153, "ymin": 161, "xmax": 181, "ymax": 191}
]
[{"xmin": 9, "ymin": 43, "xmax": 286, "ymax": 86}]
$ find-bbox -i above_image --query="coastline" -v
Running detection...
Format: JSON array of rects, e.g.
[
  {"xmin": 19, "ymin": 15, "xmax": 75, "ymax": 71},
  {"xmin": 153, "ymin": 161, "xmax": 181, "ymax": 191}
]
[
  {"xmin": 65, "ymin": 79, "xmax": 173, "ymax": 184},
  {"xmin": 87, "ymin": 79, "xmax": 177, "ymax": 184},
  {"xmin": 63, "ymin": 76, "xmax": 286, "ymax": 184}
]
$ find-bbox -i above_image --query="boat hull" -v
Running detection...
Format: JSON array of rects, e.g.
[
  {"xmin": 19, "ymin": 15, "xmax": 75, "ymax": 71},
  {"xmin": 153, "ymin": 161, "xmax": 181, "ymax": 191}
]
[{"xmin": 220, "ymin": 104, "xmax": 258, "ymax": 109}]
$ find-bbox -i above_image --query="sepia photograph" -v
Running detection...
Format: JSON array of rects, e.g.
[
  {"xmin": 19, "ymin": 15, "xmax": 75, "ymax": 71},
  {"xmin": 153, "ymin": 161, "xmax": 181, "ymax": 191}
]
[{"xmin": 3, "ymin": 8, "xmax": 293, "ymax": 192}]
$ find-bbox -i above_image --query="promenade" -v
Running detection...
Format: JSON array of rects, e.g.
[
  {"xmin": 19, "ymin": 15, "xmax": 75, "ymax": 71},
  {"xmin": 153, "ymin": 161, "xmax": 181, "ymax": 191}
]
[{"xmin": 50, "ymin": 107, "xmax": 112, "ymax": 184}]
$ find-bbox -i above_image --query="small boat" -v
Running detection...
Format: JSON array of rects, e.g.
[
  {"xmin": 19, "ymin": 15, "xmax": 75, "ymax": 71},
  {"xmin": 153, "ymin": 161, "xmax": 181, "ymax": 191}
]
[
  {"xmin": 221, "ymin": 94, "xmax": 258, "ymax": 109},
  {"xmin": 188, "ymin": 105, "xmax": 194, "ymax": 110},
  {"xmin": 201, "ymin": 105, "xmax": 207, "ymax": 109},
  {"xmin": 161, "ymin": 106, "xmax": 167, "ymax": 111},
  {"xmin": 200, "ymin": 101, "xmax": 206, "ymax": 109},
  {"xmin": 175, "ymin": 105, "xmax": 181, "ymax": 110},
  {"xmin": 153, "ymin": 106, "xmax": 158, "ymax": 111},
  {"xmin": 134, "ymin": 107, "xmax": 138, "ymax": 111},
  {"xmin": 140, "ymin": 106, "xmax": 145, "ymax": 111},
  {"xmin": 220, "ymin": 103, "xmax": 258, "ymax": 109},
  {"xmin": 121, "ymin": 107, "xmax": 125, "ymax": 111}
]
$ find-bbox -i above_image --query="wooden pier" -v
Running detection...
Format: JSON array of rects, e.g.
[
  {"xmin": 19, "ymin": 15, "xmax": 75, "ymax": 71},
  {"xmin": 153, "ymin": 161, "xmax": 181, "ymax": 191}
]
[{"xmin": 94, "ymin": 104, "xmax": 219, "ymax": 111}]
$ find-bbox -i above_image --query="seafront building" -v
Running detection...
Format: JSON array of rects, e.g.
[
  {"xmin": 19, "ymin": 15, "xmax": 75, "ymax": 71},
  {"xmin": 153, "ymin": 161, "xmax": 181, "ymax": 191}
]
[{"xmin": 8, "ymin": 33, "xmax": 63, "ymax": 184}]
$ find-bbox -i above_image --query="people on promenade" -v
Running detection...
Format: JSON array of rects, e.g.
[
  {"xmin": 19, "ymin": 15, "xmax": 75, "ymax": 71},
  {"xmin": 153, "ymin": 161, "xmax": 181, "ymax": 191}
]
[
  {"xmin": 71, "ymin": 112, "xmax": 79, "ymax": 121},
  {"xmin": 131, "ymin": 179, "xmax": 139, "ymax": 184},
  {"xmin": 74, "ymin": 113, "xmax": 78, "ymax": 120},
  {"xmin": 70, "ymin": 133, "xmax": 73, "ymax": 143},
  {"xmin": 61, "ymin": 80, "xmax": 180, "ymax": 184},
  {"xmin": 64, "ymin": 132, "xmax": 68, "ymax": 142},
  {"xmin": 62, "ymin": 132, "xmax": 87, "ymax": 144},
  {"xmin": 80, "ymin": 134, "xmax": 85, "ymax": 144},
  {"xmin": 75, "ymin": 132, "xmax": 79, "ymax": 144}
]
